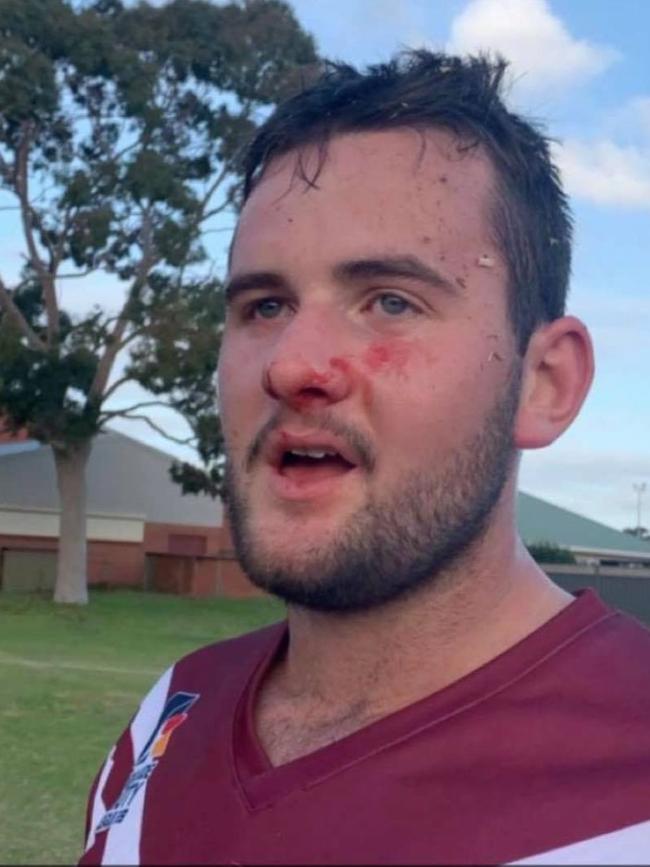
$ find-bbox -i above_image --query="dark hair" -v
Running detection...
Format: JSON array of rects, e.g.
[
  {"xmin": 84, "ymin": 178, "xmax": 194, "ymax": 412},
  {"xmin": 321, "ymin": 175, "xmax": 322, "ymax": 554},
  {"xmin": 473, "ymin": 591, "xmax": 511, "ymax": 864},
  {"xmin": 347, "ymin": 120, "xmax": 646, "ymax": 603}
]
[{"xmin": 241, "ymin": 50, "xmax": 572, "ymax": 354}]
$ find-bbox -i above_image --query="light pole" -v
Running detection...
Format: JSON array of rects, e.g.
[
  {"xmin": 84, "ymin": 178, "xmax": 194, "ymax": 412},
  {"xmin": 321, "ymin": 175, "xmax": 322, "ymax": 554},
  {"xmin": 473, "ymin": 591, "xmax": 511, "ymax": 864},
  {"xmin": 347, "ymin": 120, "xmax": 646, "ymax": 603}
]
[{"xmin": 633, "ymin": 482, "xmax": 647, "ymax": 534}]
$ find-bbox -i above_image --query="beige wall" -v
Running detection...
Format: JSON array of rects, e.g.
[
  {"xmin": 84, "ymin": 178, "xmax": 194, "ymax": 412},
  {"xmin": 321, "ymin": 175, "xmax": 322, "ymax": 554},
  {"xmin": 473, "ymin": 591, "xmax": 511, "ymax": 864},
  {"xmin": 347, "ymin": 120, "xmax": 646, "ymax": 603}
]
[{"xmin": 0, "ymin": 507, "xmax": 144, "ymax": 542}]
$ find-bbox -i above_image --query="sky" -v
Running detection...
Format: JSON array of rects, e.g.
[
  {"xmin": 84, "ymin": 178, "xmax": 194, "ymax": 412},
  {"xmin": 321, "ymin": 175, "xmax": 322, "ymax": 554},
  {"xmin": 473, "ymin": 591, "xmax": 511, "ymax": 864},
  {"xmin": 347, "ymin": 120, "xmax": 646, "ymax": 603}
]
[{"xmin": 2, "ymin": 0, "xmax": 649, "ymax": 533}]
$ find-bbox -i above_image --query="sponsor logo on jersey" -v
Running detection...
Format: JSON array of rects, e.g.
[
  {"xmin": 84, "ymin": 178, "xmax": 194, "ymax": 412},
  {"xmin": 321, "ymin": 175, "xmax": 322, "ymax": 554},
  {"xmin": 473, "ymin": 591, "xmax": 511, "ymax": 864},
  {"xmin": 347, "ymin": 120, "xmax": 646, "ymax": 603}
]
[{"xmin": 95, "ymin": 691, "xmax": 199, "ymax": 834}]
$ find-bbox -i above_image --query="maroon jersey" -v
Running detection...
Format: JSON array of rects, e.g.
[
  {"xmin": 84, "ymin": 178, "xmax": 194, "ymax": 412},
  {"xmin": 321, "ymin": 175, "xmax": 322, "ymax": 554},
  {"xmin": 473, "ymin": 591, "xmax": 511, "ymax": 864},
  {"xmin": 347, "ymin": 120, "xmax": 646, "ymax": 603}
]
[{"xmin": 79, "ymin": 590, "xmax": 650, "ymax": 865}]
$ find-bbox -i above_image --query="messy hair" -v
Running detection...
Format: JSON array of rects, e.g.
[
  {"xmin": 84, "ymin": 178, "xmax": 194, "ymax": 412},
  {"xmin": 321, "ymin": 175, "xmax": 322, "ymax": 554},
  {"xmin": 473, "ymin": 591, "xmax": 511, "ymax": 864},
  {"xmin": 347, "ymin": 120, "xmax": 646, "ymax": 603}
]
[{"xmin": 241, "ymin": 51, "xmax": 572, "ymax": 353}]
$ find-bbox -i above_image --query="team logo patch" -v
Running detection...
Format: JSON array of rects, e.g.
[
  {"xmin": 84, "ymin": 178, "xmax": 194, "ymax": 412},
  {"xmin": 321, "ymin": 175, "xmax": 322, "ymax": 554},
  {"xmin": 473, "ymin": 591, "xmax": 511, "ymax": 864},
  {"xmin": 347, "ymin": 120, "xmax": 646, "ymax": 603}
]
[{"xmin": 96, "ymin": 691, "xmax": 199, "ymax": 833}]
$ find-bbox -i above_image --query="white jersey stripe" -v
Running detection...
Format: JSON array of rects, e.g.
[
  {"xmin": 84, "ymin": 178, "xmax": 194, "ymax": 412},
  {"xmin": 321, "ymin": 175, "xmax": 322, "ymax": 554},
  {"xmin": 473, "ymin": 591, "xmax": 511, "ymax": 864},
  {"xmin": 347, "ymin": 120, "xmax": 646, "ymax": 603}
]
[
  {"xmin": 100, "ymin": 665, "xmax": 173, "ymax": 866},
  {"xmin": 509, "ymin": 818, "xmax": 650, "ymax": 865},
  {"xmin": 84, "ymin": 745, "xmax": 116, "ymax": 854}
]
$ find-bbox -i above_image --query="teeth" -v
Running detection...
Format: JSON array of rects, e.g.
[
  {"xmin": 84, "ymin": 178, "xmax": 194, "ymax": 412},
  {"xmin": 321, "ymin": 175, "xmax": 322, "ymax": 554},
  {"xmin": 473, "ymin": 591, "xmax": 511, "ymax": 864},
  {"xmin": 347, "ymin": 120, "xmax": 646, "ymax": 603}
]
[{"xmin": 288, "ymin": 448, "xmax": 337, "ymax": 459}]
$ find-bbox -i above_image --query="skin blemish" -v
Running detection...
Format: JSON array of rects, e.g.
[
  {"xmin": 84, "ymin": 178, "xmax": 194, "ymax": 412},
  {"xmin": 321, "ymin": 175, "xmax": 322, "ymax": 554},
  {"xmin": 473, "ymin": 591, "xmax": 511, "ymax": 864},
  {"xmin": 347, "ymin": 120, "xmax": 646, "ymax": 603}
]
[
  {"xmin": 329, "ymin": 356, "xmax": 352, "ymax": 375},
  {"xmin": 421, "ymin": 235, "xmax": 432, "ymax": 244},
  {"xmin": 362, "ymin": 341, "xmax": 411, "ymax": 376},
  {"xmin": 438, "ymin": 175, "xmax": 448, "ymax": 183},
  {"xmin": 477, "ymin": 254, "xmax": 495, "ymax": 268},
  {"xmin": 455, "ymin": 276, "xmax": 467, "ymax": 289},
  {"xmin": 328, "ymin": 355, "xmax": 374, "ymax": 413},
  {"xmin": 487, "ymin": 351, "xmax": 503, "ymax": 362},
  {"xmin": 308, "ymin": 369, "xmax": 334, "ymax": 386}
]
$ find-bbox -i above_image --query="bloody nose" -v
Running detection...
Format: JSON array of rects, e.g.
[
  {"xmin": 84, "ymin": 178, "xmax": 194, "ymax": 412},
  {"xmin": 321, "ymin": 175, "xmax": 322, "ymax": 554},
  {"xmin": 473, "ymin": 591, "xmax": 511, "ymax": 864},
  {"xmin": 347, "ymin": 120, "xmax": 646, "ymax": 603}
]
[{"xmin": 263, "ymin": 355, "xmax": 352, "ymax": 410}]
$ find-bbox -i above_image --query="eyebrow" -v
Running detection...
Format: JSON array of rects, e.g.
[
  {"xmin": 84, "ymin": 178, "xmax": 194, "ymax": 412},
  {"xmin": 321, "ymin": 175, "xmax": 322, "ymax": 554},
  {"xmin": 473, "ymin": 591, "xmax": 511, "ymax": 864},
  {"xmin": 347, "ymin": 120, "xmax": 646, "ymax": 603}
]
[
  {"xmin": 224, "ymin": 270, "xmax": 289, "ymax": 304},
  {"xmin": 333, "ymin": 255, "xmax": 459, "ymax": 296},
  {"xmin": 224, "ymin": 254, "xmax": 460, "ymax": 304}
]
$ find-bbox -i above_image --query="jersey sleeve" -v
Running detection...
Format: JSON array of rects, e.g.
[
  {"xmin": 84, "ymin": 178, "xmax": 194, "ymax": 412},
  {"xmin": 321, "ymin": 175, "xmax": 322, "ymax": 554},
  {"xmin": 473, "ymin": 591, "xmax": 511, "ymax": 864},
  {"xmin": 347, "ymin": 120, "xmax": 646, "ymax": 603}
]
[{"xmin": 78, "ymin": 665, "xmax": 174, "ymax": 865}]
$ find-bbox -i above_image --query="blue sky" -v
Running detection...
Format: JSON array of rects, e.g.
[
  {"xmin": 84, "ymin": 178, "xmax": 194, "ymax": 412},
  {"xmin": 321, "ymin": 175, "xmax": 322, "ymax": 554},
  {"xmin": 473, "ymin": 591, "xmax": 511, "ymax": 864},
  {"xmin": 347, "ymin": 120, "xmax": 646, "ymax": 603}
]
[{"xmin": 2, "ymin": 0, "xmax": 649, "ymax": 532}]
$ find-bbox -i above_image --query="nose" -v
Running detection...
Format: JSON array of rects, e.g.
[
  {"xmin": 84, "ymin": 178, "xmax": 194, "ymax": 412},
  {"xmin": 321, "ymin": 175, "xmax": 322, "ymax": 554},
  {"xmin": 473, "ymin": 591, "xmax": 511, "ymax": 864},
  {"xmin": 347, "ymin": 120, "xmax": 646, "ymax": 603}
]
[{"xmin": 262, "ymin": 315, "xmax": 353, "ymax": 410}]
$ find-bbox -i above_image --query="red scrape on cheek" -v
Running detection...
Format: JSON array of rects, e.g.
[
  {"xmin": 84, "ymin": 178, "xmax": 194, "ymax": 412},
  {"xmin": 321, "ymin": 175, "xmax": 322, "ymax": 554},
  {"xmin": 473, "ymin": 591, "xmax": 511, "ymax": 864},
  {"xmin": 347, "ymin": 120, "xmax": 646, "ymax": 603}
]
[
  {"xmin": 362, "ymin": 341, "xmax": 411, "ymax": 375},
  {"xmin": 329, "ymin": 356, "xmax": 352, "ymax": 375}
]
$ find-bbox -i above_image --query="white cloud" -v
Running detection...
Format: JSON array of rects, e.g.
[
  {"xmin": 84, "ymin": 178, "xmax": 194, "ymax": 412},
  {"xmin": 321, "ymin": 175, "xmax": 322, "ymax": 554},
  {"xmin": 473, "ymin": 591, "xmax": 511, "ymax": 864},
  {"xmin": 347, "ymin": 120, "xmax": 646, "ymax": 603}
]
[
  {"xmin": 552, "ymin": 139, "xmax": 650, "ymax": 209},
  {"xmin": 606, "ymin": 95, "xmax": 650, "ymax": 146},
  {"xmin": 447, "ymin": 0, "xmax": 619, "ymax": 97}
]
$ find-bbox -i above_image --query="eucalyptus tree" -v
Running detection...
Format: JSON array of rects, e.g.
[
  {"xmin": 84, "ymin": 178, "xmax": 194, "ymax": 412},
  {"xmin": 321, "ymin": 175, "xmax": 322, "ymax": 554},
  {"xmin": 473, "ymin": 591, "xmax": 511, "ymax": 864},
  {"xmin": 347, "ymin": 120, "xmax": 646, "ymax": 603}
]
[{"xmin": 0, "ymin": 0, "xmax": 317, "ymax": 602}]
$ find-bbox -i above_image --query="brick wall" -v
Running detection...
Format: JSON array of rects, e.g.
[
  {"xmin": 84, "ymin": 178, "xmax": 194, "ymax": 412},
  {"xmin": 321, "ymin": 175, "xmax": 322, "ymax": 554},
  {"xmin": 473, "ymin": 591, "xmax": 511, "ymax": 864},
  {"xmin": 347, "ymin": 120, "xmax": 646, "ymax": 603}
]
[
  {"xmin": 88, "ymin": 540, "xmax": 144, "ymax": 588},
  {"xmin": 143, "ymin": 518, "xmax": 263, "ymax": 598},
  {"xmin": 0, "ymin": 519, "xmax": 262, "ymax": 598},
  {"xmin": 0, "ymin": 534, "xmax": 143, "ymax": 587},
  {"xmin": 143, "ymin": 521, "xmax": 224, "ymax": 556}
]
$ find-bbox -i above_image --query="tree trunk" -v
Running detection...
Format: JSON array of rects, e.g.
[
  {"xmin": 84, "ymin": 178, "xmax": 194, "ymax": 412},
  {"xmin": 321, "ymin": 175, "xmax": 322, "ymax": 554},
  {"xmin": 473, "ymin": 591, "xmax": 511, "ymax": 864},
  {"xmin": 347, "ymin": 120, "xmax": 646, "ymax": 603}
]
[{"xmin": 53, "ymin": 440, "xmax": 92, "ymax": 604}]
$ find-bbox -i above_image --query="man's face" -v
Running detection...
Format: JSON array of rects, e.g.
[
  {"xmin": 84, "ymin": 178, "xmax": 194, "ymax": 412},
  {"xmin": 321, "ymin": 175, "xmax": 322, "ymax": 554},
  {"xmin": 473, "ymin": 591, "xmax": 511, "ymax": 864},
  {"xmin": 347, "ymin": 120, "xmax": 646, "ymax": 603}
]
[{"xmin": 218, "ymin": 129, "xmax": 521, "ymax": 611}]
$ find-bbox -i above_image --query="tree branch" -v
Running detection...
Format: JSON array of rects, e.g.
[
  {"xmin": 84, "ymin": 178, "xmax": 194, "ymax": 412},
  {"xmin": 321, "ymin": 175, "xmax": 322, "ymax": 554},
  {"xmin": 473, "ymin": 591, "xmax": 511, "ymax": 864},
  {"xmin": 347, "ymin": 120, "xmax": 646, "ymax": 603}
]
[
  {"xmin": 0, "ymin": 275, "xmax": 46, "ymax": 351},
  {"xmin": 57, "ymin": 268, "xmax": 95, "ymax": 281},
  {"xmin": 50, "ymin": 204, "xmax": 76, "ymax": 277},
  {"xmin": 201, "ymin": 201, "xmax": 236, "ymax": 222},
  {"xmin": 113, "ymin": 412, "xmax": 196, "ymax": 446},
  {"xmin": 101, "ymin": 374, "xmax": 132, "ymax": 402},
  {"xmin": 101, "ymin": 399, "xmax": 175, "ymax": 419},
  {"xmin": 198, "ymin": 161, "xmax": 231, "ymax": 215},
  {"xmin": 88, "ymin": 210, "xmax": 157, "ymax": 402},
  {"xmin": 15, "ymin": 125, "xmax": 60, "ymax": 346}
]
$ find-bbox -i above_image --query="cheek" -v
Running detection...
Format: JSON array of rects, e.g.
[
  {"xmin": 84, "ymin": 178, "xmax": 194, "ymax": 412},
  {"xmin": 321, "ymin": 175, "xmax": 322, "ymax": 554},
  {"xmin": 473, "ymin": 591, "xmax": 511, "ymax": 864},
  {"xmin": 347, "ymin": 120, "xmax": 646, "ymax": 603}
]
[
  {"xmin": 217, "ymin": 344, "xmax": 262, "ymax": 428},
  {"xmin": 361, "ymin": 337, "xmax": 509, "ymax": 461},
  {"xmin": 327, "ymin": 339, "xmax": 422, "ymax": 414},
  {"xmin": 362, "ymin": 339, "xmax": 413, "ymax": 375}
]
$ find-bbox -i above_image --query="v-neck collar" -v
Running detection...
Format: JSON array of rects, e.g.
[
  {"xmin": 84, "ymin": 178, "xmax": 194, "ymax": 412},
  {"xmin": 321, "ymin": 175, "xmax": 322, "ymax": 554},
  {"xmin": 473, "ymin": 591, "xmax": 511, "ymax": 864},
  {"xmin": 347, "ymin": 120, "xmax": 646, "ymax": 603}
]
[{"xmin": 230, "ymin": 589, "xmax": 614, "ymax": 812}]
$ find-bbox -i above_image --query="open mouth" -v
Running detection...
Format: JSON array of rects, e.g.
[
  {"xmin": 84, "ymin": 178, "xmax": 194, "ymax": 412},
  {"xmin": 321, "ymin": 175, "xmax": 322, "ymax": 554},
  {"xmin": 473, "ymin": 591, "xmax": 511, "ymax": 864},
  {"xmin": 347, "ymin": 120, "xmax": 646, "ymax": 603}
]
[{"xmin": 278, "ymin": 447, "xmax": 356, "ymax": 484}]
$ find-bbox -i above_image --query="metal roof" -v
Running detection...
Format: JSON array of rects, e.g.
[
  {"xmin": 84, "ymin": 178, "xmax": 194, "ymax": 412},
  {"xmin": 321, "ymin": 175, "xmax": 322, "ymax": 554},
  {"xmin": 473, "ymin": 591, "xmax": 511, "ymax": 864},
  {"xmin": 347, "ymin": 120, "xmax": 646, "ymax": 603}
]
[
  {"xmin": 0, "ymin": 441, "xmax": 40, "ymax": 458},
  {"xmin": 516, "ymin": 491, "xmax": 650, "ymax": 556},
  {"xmin": 0, "ymin": 429, "xmax": 222, "ymax": 527}
]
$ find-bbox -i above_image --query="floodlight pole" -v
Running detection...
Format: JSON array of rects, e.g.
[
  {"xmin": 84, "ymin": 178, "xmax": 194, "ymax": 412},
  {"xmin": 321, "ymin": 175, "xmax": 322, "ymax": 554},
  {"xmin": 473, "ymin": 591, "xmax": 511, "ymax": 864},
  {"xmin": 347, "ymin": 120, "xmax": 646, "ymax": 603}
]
[{"xmin": 633, "ymin": 482, "xmax": 647, "ymax": 533}]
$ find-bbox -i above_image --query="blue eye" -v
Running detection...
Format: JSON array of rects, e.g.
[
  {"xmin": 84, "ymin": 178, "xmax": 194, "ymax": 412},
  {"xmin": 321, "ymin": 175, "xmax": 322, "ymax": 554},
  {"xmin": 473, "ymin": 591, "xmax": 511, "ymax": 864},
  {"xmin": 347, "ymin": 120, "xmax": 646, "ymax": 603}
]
[
  {"xmin": 254, "ymin": 298, "xmax": 284, "ymax": 319},
  {"xmin": 377, "ymin": 294, "xmax": 411, "ymax": 315}
]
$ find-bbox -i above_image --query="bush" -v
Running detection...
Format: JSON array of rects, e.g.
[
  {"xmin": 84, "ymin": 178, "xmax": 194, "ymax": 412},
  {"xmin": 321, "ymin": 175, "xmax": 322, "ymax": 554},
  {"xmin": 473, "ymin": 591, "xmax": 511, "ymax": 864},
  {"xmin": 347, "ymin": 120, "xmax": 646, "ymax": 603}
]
[{"xmin": 526, "ymin": 541, "xmax": 577, "ymax": 564}]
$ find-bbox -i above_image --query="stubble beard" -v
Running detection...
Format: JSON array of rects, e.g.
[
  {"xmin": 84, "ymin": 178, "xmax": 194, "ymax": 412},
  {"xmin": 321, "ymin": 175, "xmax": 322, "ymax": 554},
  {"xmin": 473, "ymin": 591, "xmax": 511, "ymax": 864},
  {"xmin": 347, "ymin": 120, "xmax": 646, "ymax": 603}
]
[{"xmin": 224, "ymin": 366, "xmax": 522, "ymax": 613}]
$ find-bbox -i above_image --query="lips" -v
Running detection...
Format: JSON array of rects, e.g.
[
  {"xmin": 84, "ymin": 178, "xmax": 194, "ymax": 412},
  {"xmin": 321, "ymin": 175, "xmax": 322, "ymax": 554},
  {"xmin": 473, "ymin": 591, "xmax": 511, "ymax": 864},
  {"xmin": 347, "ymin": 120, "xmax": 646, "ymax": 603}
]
[{"xmin": 261, "ymin": 429, "xmax": 361, "ymax": 499}]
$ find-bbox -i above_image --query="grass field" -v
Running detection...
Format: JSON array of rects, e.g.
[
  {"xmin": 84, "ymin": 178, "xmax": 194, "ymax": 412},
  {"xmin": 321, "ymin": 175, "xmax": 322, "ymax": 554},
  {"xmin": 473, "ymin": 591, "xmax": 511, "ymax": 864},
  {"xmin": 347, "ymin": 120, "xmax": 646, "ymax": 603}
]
[{"xmin": 0, "ymin": 589, "xmax": 285, "ymax": 865}]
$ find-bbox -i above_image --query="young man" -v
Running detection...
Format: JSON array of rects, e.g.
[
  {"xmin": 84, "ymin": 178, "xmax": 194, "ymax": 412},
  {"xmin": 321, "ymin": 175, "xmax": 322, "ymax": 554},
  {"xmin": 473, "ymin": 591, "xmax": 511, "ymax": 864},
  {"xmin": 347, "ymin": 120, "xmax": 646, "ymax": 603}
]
[{"xmin": 80, "ymin": 52, "xmax": 650, "ymax": 865}]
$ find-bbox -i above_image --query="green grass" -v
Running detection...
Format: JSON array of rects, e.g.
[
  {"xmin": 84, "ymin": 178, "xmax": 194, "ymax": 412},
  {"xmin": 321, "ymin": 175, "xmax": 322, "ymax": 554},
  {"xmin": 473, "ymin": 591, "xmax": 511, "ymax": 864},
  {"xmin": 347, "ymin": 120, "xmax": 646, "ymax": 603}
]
[{"xmin": 0, "ymin": 590, "xmax": 285, "ymax": 865}]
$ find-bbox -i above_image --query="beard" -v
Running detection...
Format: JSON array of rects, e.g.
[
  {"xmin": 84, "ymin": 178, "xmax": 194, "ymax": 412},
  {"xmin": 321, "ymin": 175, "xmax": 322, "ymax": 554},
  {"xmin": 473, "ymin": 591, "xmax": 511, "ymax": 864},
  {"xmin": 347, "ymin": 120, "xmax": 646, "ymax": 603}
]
[{"xmin": 224, "ymin": 365, "xmax": 522, "ymax": 613}]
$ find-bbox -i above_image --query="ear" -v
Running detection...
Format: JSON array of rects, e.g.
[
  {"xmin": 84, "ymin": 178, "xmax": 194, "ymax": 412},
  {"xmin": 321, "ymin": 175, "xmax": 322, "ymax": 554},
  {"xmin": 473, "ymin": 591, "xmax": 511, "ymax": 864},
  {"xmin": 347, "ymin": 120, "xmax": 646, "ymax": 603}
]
[{"xmin": 514, "ymin": 316, "xmax": 594, "ymax": 450}]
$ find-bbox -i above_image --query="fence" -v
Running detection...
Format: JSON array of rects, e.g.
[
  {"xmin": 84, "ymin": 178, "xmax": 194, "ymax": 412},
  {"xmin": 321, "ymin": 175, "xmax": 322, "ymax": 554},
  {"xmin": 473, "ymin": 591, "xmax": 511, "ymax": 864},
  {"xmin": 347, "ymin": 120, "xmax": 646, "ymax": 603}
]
[{"xmin": 545, "ymin": 564, "xmax": 650, "ymax": 625}]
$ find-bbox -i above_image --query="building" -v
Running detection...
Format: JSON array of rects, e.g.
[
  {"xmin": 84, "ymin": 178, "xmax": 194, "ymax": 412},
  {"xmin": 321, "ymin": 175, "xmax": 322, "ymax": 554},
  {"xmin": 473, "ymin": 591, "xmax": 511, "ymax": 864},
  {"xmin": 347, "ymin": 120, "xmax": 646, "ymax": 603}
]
[
  {"xmin": 0, "ymin": 429, "xmax": 254, "ymax": 597},
  {"xmin": 518, "ymin": 491, "xmax": 650, "ymax": 566},
  {"xmin": 518, "ymin": 491, "xmax": 650, "ymax": 624},
  {"xmin": 2, "ymin": 428, "xmax": 649, "ymax": 618}
]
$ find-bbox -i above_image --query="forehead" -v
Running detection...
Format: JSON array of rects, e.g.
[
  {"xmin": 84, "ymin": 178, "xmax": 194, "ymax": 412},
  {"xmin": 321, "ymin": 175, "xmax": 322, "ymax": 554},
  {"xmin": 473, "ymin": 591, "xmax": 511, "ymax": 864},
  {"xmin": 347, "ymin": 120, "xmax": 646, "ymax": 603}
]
[{"xmin": 231, "ymin": 128, "xmax": 500, "ymax": 276}]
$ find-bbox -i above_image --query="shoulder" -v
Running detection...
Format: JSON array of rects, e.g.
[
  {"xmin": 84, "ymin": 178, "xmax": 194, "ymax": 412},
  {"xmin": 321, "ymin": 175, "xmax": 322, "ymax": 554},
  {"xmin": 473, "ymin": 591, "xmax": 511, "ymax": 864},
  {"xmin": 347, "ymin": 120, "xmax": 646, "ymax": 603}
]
[
  {"xmin": 557, "ymin": 593, "xmax": 650, "ymax": 703},
  {"xmin": 113, "ymin": 618, "xmax": 286, "ymax": 758},
  {"xmin": 584, "ymin": 598, "xmax": 650, "ymax": 658},
  {"xmin": 80, "ymin": 621, "xmax": 286, "ymax": 860},
  {"xmin": 146, "ymin": 619, "xmax": 287, "ymax": 699}
]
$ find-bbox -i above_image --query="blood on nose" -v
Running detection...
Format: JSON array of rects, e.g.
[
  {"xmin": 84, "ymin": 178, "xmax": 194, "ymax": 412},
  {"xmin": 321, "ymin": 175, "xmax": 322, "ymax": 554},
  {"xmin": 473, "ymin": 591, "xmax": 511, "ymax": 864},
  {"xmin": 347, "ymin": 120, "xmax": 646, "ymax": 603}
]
[{"xmin": 263, "ymin": 355, "xmax": 352, "ymax": 409}]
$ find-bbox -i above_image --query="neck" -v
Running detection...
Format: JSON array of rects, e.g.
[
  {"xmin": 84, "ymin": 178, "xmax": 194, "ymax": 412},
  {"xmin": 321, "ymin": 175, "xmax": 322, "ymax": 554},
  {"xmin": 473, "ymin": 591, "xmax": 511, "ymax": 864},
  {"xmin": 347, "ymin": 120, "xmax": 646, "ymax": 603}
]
[{"xmin": 271, "ymin": 492, "xmax": 572, "ymax": 716}]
